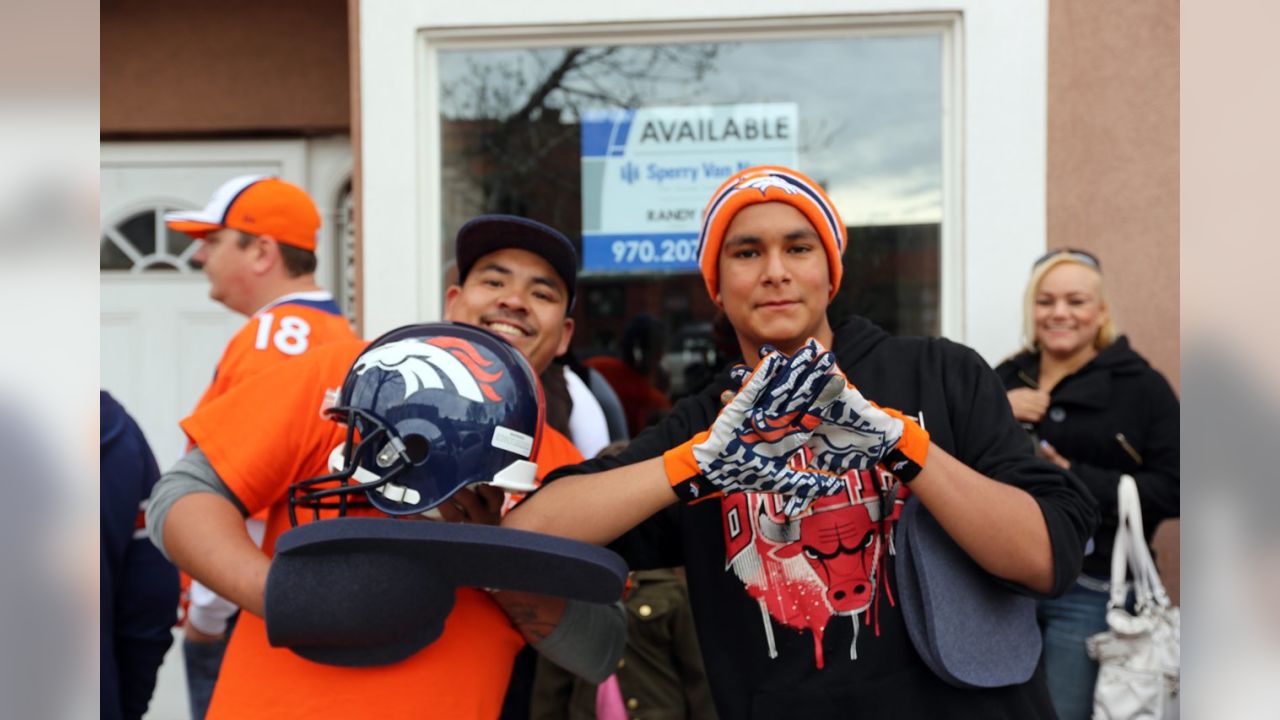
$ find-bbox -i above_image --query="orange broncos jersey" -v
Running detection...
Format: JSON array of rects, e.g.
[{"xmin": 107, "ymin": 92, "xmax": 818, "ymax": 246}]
[
  {"xmin": 181, "ymin": 338, "xmax": 583, "ymax": 720},
  {"xmin": 193, "ymin": 291, "xmax": 356, "ymax": 414}
]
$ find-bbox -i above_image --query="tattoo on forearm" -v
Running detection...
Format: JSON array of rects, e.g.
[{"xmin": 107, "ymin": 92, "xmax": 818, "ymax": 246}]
[{"xmin": 493, "ymin": 592, "xmax": 557, "ymax": 642}]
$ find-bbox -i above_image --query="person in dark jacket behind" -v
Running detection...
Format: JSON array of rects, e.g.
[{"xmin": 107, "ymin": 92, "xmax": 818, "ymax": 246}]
[
  {"xmin": 506, "ymin": 165, "xmax": 1097, "ymax": 719},
  {"xmin": 995, "ymin": 249, "xmax": 1180, "ymax": 720},
  {"xmin": 531, "ymin": 440, "xmax": 717, "ymax": 720},
  {"xmin": 101, "ymin": 391, "xmax": 180, "ymax": 720}
]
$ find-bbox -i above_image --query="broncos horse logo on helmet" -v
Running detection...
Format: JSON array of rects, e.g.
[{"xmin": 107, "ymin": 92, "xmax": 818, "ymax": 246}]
[
  {"xmin": 289, "ymin": 322, "xmax": 544, "ymax": 524},
  {"xmin": 351, "ymin": 338, "xmax": 506, "ymax": 404}
]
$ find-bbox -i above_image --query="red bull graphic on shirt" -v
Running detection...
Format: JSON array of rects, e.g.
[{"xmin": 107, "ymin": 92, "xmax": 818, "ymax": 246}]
[{"xmin": 721, "ymin": 411, "xmax": 926, "ymax": 667}]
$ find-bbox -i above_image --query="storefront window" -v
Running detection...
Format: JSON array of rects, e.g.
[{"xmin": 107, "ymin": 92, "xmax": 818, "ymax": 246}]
[{"xmin": 438, "ymin": 32, "xmax": 943, "ymax": 410}]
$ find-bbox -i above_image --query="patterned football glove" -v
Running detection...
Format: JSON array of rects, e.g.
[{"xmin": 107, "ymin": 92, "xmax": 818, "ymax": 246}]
[
  {"xmin": 806, "ymin": 363, "xmax": 931, "ymax": 482},
  {"xmin": 662, "ymin": 340, "xmax": 847, "ymax": 514}
]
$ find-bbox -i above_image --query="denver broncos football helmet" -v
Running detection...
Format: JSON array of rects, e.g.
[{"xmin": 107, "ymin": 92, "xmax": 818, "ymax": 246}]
[{"xmin": 289, "ymin": 322, "xmax": 544, "ymax": 523}]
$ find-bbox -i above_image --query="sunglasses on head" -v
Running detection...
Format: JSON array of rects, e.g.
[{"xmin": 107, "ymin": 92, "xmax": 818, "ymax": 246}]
[{"xmin": 1033, "ymin": 248, "xmax": 1101, "ymax": 272}]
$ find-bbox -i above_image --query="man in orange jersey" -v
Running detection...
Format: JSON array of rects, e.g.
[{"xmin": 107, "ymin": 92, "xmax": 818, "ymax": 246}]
[
  {"xmin": 147, "ymin": 215, "xmax": 624, "ymax": 719},
  {"xmin": 169, "ymin": 175, "xmax": 357, "ymax": 409},
  {"xmin": 164, "ymin": 175, "xmax": 357, "ymax": 719}
]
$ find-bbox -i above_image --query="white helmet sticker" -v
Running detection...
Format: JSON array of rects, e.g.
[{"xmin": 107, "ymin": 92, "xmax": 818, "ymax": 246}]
[{"xmin": 491, "ymin": 426, "xmax": 534, "ymax": 457}]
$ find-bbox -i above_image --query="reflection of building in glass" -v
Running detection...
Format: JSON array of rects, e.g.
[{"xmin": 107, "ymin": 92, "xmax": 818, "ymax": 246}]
[
  {"xmin": 837, "ymin": 224, "xmax": 941, "ymax": 337},
  {"xmin": 438, "ymin": 39, "xmax": 944, "ymax": 395},
  {"xmin": 440, "ymin": 114, "xmax": 585, "ymax": 258}
]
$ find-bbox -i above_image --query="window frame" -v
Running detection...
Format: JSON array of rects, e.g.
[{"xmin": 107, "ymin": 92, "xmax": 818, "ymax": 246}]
[{"xmin": 357, "ymin": 0, "xmax": 1048, "ymax": 362}]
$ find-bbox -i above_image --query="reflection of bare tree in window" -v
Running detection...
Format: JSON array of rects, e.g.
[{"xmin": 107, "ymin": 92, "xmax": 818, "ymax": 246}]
[
  {"xmin": 797, "ymin": 116, "xmax": 848, "ymax": 161},
  {"xmin": 694, "ymin": 68, "xmax": 846, "ymax": 167},
  {"xmin": 831, "ymin": 223, "xmax": 940, "ymax": 336},
  {"xmin": 439, "ymin": 45, "xmax": 719, "ymax": 241}
]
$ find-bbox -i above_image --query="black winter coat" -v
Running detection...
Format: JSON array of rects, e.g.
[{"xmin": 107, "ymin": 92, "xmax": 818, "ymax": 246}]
[
  {"xmin": 995, "ymin": 337, "xmax": 1180, "ymax": 577},
  {"xmin": 101, "ymin": 391, "xmax": 180, "ymax": 720}
]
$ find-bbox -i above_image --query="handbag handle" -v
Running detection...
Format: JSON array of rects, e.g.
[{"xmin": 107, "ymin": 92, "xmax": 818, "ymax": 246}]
[{"xmin": 1108, "ymin": 475, "xmax": 1172, "ymax": 612}]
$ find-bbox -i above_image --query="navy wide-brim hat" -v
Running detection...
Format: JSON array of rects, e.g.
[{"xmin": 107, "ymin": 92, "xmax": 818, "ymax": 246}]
[
  {"xmin": 264, "ymin": 517, "xmax": 628, "ymax": 667},
  {"xmin": 455, "ymin": 214, "xmax": 578, "ymax": 310},
  {"xmin": 895, "ymin": 497, "xmax": 1042, "ymax": 688}
]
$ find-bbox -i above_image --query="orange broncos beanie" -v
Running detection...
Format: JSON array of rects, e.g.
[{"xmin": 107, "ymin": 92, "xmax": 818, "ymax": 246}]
[{"xmin": 696, "ymin": 165, "xmax": 847, "ymax": 301}]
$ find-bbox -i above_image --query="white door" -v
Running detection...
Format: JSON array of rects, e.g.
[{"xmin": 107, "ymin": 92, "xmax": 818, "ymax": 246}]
[
  {"xmin": 101, "ymin": 142, "xmax": 321, "ymax": 720},
  {"xmin": 100, "ymin": 142, "xmax": 309, "ymax": 471}
]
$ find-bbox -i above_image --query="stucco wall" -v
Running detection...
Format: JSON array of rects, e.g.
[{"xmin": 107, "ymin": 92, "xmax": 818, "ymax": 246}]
[
  {"xmin": 1048, "ymin": 0, "xmax": 1180, "ymax": 602},
  {"xmin": 101, "ymin": 0, "xmax": 350, "ymax": 136},
  {"xmin": 1047, "ymin": 0, "xmax": 1179, "ymax": 390}
]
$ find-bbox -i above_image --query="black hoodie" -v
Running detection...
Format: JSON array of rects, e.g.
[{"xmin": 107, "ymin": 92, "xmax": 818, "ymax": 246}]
[
  {"xmin": 996, "ymin": 336, "xmax": 1180, "ymax": 578},
  {"xmin": 546, "ymin": 317, "xmax": 1097, "ymax": 719}
]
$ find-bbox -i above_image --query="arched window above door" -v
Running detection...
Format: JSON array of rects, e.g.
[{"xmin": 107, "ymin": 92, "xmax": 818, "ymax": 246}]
[{"xmin": 100, "ymin": 207, "xmax": 200, "ymax": 273}]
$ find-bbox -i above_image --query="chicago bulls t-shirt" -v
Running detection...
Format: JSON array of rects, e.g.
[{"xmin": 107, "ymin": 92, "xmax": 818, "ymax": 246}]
[{"xmin": 543, "ymin": 316, "xmax": 1096, "ymax": 719}]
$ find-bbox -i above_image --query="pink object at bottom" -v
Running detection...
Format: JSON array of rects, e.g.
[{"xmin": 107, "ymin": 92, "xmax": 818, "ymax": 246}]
[{"xmin": 595, "ymin": 673, "xmax": 626, "ymax": 720}]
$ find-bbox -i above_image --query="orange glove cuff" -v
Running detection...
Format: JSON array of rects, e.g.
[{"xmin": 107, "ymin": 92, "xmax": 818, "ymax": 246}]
[
  {"xmin": 881, "ymin": 407, "xmax": 931, "ymax": 482},
  {"xmin": 662, "ymin": 432, "xmax": 721, "ymax": 503}
]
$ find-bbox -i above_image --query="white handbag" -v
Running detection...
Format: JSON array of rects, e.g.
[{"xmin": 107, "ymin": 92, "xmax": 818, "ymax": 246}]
[{"xmin": 1086, "ymin": 474, "xmax": 1180, "ymax": 719}]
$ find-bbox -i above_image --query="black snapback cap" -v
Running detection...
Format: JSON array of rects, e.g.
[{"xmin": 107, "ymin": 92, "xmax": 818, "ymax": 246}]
[{"xmin": 455, "ymin": 214, "xmax": 578, "ymax": 309}]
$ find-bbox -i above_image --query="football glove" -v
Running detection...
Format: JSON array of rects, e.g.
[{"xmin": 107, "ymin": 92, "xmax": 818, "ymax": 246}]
[
  {"xmin": 662, "ymin": 340, "xmax": 847, "ymax": 514},
  {"xmin": 806, "ymin": 363, "xmax": 931, "ymax": 482}
]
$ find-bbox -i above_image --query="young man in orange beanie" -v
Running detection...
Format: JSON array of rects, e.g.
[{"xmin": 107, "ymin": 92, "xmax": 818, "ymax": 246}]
[{"xmin": 505, "ymin": 165, "xmax": 1097, "ymax": 718}]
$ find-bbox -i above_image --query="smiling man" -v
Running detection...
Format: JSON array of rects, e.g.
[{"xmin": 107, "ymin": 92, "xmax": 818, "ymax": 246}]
[{"xmin": 447, "ymin": 215, "xmax": 576, "ymax": 374}]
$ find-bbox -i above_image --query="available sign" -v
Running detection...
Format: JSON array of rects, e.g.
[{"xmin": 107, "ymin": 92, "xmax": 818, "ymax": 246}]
[{"xmin": 580, "ymin": 103, "xmax": 799, "ymax": 273}]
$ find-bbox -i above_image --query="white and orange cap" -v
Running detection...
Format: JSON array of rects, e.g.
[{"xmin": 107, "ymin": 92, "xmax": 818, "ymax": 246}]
[
  {"xmin": 696, "ymin": 165, "xmax": 847, "ymax": 300},
  {"xmin": 164, "ymin": 175, "xmax": 321, "ymax": 252}
]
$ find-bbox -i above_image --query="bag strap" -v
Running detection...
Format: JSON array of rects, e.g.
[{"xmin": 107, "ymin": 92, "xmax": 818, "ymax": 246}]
[
  {"xmin": 1108, "ymin": 475, "xmax": 1172, "ymax": 612},
  {"xmin": 1107, "ymin": 478, "xmax": 1134, "ymax": 609}
]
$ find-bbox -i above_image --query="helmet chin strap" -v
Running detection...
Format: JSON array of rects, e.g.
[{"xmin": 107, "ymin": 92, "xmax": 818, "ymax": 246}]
[
  {"xmin": 326, "ymin": 444, "xmax": 537, "ymax": 517},
  {"xmin": 327, "ymin": 443, "xmax": 425, "ymax": 509}
]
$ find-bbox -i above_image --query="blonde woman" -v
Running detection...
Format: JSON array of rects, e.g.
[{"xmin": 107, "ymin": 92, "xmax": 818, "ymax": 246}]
[{"xmin": 995, "ymin": 249, "xmax": 1180, "ymax": 720}]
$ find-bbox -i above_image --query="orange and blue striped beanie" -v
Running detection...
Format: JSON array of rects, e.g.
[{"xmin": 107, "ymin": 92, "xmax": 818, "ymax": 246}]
[{"xmin": 696, "ymin": 165, "xmax": 846, "ymax": 300}]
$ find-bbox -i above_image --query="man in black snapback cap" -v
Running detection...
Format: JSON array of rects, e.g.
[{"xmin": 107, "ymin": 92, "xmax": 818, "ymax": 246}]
[
  {"xmin": 455, "ymin": 214, "xmax": 578, "ymax": 311},
  {"xmin": 447, "ymin": 213, "xmax": 589, "ymax": 719},
  {"xmin": 447, "ymin": 214, "xmax": 578, "ymax": 379}
]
